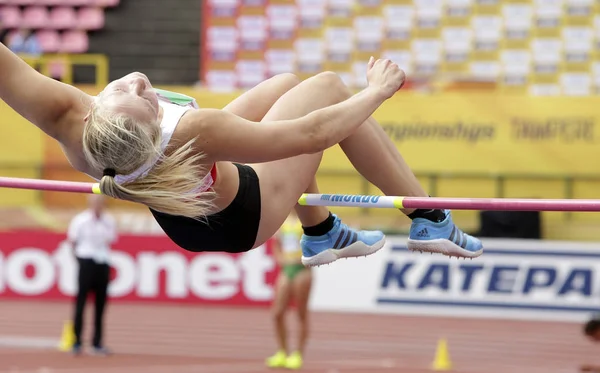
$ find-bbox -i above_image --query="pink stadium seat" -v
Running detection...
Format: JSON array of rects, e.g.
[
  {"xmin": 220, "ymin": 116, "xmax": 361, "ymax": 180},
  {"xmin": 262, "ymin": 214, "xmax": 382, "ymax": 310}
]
[
  {"xmin": 4, "ymin": 0, "xmax": 34, "ymax": 5},
  {"xmin": 36, "ymin": 29, "xmax": 60, "ymax": 52},
  {"xmin": 48, "ymin": 60, "xmax": 67, "ymax": 78},
  {"xmin": 0, "ymin": 6, "xmax": 22, "ymax": 28},
  {"xmin": 77, "ymin": 7, "xmax": 104, "ymax": 30},
  {"xmin": 64, "ymin": 0, "xmax": 94, "ymax": 6},
  {"xmin": 60, "ymin": 30, "xmax": 88, "ymax": 53},
  {"xmin": 37, "ymin": 0, "xmax": 91, "ymax": 6},
  {"xmin": 49, "ymin": 6, "xmax": 77, "ymax": 29},
  {"xmin": 33, "ymin": 0, "xmax": 59, "ymax": 6},
  {"xmin": 10, "ymin": 0, "xmax": 36, "ymax": 5},
  {"xmin": 21, "ymin": 6, "xmax": 50, "ymax": 29},
  {"xmin": 35, "ymin": 0, "xmax": 64, "ymax": 6},
  {"xmin": 90, "ymin": 0, "xmax": 118, "ymax": 7}
]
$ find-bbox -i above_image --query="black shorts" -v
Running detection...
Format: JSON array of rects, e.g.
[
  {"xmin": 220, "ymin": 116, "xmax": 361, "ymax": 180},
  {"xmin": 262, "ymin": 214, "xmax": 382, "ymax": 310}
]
[{"xmin": 149, "ymin": 163, "xmax": 262, "ymax": 253}]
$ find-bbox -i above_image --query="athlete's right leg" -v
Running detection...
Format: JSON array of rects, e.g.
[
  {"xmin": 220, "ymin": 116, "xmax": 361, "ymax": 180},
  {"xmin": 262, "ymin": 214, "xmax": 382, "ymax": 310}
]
[
  {"xmin": 293, "ymin": 178, "xmax": 329, "ymax": 227},
  {"xmin": 221, "ymin": 73, "xmax": 333, "ymax": 234},
  {"xmin": 222, "ymin": 73, "xmax": 300, "ymax": 122},
  {"xmin": 249, "ymin": 73, "xmax": 386, "ymax": 266}
]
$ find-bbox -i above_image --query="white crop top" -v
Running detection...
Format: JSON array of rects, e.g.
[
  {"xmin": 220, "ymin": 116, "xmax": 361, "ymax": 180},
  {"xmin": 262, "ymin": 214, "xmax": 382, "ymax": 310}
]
[{"xmin": 88, "ymin": 89, "xmax": 214, "ymax": 190}]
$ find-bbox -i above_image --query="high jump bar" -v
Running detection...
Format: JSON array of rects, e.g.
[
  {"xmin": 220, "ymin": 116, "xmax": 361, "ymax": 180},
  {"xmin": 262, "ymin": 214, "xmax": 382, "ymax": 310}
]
[{"xmin": 1, "ymin": 176, "xmax": 600, "ymax": 212}]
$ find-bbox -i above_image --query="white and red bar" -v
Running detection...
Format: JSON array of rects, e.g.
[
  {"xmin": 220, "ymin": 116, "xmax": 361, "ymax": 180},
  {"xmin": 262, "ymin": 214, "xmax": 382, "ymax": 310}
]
[
  {"xmin": 299, "ymin": 193, "xmax": 600, "ymax": 212},
  {"xmin": 1, "ymin": 176, "xmax": 600, "ymax": 212}
]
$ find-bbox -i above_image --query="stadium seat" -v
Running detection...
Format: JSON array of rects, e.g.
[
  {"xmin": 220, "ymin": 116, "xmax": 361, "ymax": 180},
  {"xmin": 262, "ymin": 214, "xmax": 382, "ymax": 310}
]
[
  {"xmin": 49, "ymin": 6, "xmax": 77, "ymax": 29},
  {"xmin": 8, "ymin": 0, "xmax": 36, "ymax": 5},
  {"xmin": 36, "ymin": 29, "xmax": 60, "ymax": 52},
  {"xmin": 77, "ymin": 7, "xmax": 104, "ymax": 30},
  {"xmin": 47, "ymin": 60, "xmax": 67, "ymax": 79},
  {"xmin": 21, "ymin": 5, "xmax": 50, "ymax": 29},
  {"xmin": 90, "ymin": 0, "xmax": 119, "ymax": 7},
  {"xmin": 60, "ymin": 30, "xmax": 88, "ymax": 53},
  {"xmin": 62, "ymin": 0, "xmax": 94, "ymax": 6},
  {"xmin": 33, "ymin": 0, "xmax": 58, "ymax": 6},
  {"xmin": 37, "ymin": 0, "xmax": 92, "ymax": 6},
  {"xmin": 0, "ymin": 6, "xmax": 22, "ymax": 28}
]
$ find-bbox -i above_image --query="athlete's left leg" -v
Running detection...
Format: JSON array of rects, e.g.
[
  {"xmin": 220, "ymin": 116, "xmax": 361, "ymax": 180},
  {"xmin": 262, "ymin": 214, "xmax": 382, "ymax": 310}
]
[
  {"xmin": 284, "ymin": 268, "xmax": 313, "ymax": 370},
  {"xmin": 265, "ymin": 272, "xmax": 293, "ymax": 368}
]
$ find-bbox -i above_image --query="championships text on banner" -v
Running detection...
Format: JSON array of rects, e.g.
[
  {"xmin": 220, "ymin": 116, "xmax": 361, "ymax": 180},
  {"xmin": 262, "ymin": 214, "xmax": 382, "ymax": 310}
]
[{"xmin": 321, "ymin": 94, "xmax": 600, "ymax": 176}]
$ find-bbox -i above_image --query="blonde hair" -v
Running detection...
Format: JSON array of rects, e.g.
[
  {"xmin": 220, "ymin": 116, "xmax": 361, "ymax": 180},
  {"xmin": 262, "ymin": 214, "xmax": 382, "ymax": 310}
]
[{"xmin": 82, "ymin": 103, "xmax": 216, "ymax": 220}]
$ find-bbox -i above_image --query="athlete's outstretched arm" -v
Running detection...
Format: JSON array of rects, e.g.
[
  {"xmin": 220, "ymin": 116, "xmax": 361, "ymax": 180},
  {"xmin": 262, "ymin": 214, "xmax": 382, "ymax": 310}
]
[
  {"xmin": 185, "ymin": 88, "xmax": 383, "ymax": 164},
  {"xmin": 0, "ymin": 43, "xmax": 90, "ymax": 141}
]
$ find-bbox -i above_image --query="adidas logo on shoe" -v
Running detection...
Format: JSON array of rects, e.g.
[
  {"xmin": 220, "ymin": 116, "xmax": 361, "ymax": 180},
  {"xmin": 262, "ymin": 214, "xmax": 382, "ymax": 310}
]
[{"xmin": 416, "ymin": 228, "xmax": 429, "ymax": 238}]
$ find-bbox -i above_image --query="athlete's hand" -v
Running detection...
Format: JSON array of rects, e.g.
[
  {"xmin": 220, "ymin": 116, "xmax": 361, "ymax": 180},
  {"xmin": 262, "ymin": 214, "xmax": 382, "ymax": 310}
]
[{"xmin": 366, "ymin": 56, "xmax": 406, "ymax": 99}]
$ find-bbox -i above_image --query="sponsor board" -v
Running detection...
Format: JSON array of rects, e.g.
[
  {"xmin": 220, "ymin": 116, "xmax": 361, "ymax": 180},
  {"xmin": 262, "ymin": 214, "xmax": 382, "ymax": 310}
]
[
  {"xmin": 310, "ymin": 236, "xmax": 600, "ymax": 322},
  {"xmin": 0, "ymin": 231, "xmax": 278, "ymax": 306},
  {"xmin": 3, "ymin": 230, "xmax": 600, "ymax": 321}
]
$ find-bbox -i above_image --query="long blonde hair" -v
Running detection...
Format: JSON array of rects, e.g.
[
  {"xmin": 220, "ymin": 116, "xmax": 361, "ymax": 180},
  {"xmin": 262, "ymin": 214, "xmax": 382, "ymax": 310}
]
[{"xmin": 82, "ymin": 103, "xmax": 216, "ymax": 220}]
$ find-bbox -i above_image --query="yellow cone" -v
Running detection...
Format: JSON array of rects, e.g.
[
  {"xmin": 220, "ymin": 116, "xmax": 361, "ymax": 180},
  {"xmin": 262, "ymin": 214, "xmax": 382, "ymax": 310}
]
[
  {"xmin": 431, "ymin": 338, "xmax": 452, "ymax": 371},
  {"xmin": 57, "ymin": 320, "xmax": 75, "ymax": 352}
]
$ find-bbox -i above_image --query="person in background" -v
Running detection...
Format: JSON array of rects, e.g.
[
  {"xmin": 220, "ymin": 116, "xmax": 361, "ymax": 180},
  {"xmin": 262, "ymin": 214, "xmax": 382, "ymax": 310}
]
[
  {"xmin": 581, "ymin": 315, "xmax": 600, "ymax": 372},
  {"xmin": 7, "ymin": 28, "xmax": 42, "ymax": 57},
  {"xmin": 266, "ymin": 212, "xmax": 313, "ymax": 370},
  {"xmin": 0, "ymin": 18, "xmax": 8, "ymax": 45},
  {"xmin": 66, "ymin": 194, "xmax": 117, "ymax": 356}
]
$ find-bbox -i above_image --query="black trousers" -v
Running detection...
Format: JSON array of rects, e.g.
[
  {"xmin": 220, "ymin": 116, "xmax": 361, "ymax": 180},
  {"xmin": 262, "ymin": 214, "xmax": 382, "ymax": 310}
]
[{"xmin": 73, "ymin": 258, "xmax": 110, "ymax": 347}]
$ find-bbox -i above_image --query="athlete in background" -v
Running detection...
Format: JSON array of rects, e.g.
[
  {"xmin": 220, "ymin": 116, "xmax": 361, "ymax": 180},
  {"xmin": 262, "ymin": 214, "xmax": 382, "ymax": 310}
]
[{"xmin": 266, "ymin": 212, "xmax": 312, "ymax": 370}]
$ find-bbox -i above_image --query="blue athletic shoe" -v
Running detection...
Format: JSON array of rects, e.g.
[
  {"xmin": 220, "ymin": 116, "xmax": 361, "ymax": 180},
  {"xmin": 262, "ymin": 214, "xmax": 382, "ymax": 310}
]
[
  {"xmin": 407, "ymin": 210, "xmax": 483, "ymax": 258},
  {"xmin": 301, "ymin": 214, "xmax": 386, "ymax": 267}
]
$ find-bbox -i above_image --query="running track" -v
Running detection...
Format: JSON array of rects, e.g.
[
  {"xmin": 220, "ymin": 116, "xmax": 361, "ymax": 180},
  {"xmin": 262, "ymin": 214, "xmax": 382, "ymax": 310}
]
[{"xmin": 0, "ymin": 300, "xmax": 597, "ymax": 373}]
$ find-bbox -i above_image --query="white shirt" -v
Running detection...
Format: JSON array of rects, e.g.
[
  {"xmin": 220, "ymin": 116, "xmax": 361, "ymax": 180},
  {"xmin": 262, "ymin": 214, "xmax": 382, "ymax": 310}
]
[
  {"xmin": 67, "ymin": 210, "xmax": 117, "ymax": 264},
  {"xmin": 86, "ymin": 97, "xmax": 196, "ymax": 186}
]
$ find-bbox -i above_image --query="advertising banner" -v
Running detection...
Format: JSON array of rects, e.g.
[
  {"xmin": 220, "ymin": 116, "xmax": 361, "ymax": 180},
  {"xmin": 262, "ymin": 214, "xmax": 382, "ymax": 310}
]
[
  {"xmin": 311, "ymin": 236, "xmax": 600, "ymax": 322},
  {"xmin": 0, "ymin": 231, "xmax": 278, "ymax": 307},
  {"xmin": 321, "ymin": 94, "xmax": 600, "ymax": 176},
  {"xmin": 2, "ymin": 229, "xmax": 599, "ymax": 321}
]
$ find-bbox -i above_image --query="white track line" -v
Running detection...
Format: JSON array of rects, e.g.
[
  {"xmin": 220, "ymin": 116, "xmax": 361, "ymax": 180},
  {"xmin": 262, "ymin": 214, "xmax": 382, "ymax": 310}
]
[{"xmin": 0, "ymin": 337, "xmax": 58, "ymax": 350}]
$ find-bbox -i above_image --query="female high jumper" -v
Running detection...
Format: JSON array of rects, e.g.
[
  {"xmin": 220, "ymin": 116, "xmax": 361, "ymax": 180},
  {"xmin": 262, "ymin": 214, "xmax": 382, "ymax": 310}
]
[{"xmin": 0, "ymin": 43, "xmax": 483, "ymax": 266}]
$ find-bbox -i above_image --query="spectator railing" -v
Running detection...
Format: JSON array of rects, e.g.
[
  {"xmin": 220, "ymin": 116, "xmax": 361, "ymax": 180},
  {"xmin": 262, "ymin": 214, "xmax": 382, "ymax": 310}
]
[{"xmin": 18, "ymin": 53, "xmax": 109, "ymax": 87}]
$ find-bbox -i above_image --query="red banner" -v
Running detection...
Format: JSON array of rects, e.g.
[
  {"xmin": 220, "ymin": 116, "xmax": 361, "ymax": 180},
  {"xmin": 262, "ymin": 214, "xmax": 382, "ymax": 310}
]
[{"xmin": 0, "ymin": 231, "xmax": 278, "ymax": 306}]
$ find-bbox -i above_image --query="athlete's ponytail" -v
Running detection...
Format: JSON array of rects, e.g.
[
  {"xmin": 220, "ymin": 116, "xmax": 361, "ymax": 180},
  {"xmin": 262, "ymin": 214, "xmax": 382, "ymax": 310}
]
[{"xmin": 82, "ymin": 103, "xmax": 216, "ymax": 220}]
